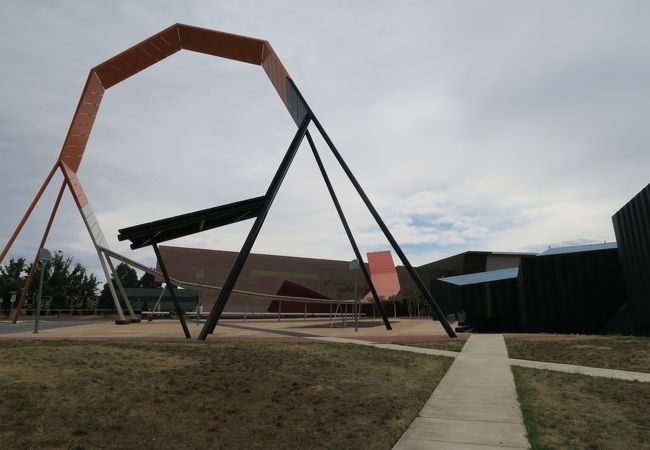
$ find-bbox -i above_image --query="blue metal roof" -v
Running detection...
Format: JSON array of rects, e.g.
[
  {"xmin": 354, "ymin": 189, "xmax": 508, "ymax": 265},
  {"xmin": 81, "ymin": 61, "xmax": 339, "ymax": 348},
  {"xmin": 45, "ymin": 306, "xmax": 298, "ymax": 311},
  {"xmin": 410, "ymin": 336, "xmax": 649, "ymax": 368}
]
[
  {"xmin": 539, "ymin": 242, "xmax": 618, "ymax": 256},
  {"xmin": 438, "ymin": 267, "xmax": 519, "ymax": 286}
]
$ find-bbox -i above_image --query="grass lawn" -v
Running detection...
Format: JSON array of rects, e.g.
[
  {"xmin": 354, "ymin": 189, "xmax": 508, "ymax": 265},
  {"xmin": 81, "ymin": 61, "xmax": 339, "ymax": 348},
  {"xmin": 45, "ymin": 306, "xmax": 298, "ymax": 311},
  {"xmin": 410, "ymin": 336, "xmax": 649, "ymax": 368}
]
[
  {"xmin": 394, "ymin": 339, "xmax": 465, "ymax": 352},
  {"xmin": 513, "ymin": 366, "xmax": 650, "ymax": 449},
  {"xmin": 506, "ymin": 335, "xmax": 650, "ymax": 373},
  {"xmin": 0, "ymin": 340, "xmax": 452, "ymax": 450}
]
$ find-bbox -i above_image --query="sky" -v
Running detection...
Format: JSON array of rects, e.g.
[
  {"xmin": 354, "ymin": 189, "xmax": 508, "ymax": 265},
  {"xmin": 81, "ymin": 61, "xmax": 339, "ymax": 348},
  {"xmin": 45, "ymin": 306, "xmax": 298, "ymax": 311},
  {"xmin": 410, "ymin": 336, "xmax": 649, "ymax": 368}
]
[{"xmin": 1, "ymin": 0, "xmax": 649, "ymax": 281}]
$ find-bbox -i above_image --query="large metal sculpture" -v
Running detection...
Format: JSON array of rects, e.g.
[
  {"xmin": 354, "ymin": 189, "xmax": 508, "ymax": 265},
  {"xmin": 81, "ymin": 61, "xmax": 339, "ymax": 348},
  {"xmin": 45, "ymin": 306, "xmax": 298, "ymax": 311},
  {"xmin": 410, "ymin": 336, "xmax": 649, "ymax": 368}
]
[{"xmin": 0, "ymin": 23, "xmax": 456, "ymax": 339}]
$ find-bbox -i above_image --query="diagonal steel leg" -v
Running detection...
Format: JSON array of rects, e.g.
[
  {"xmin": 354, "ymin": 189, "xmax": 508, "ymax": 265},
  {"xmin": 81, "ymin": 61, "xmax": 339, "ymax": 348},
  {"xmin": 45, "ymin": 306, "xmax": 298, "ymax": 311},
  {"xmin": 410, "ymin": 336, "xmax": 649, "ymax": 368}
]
[
  {"xmin": 1, "ymin": 162, "xmax": 58, "ymax": 266},
  {"xmin": 305, "ymin": 131, "xmax": 392, "ymax": 330},
  {"xmin": 105, "ymin": 255, "xmax": 138, "ymax": 321},
  {"xmin": 198, "ymin": 115, "xmax": 312, "ymax": 340},
  {"xmin": 153, "ymin": 243, "xmax": 191, "ymax": 339},
  {"xmin": 12, "ymin": 179, "xmax": 66, "ymax": 323},
  {"xmin": 311, "ymin": 115, "xmax": 457, "ymax": 338}
]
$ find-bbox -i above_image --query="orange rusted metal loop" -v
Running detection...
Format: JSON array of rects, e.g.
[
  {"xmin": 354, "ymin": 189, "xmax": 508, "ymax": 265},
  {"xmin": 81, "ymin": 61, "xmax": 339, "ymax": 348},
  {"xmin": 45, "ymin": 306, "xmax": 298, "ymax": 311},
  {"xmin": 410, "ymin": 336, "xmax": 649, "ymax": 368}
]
[
  {"xmin": 58, "ymin": 23, "xmax": 292, "ymax": 182},
  {"xmin": 1, "ymin": 24, "xmax": 457, "ymax": 338},
  {"xmin": 4, "ymin": 24, "xmax": 302, "ymax": 322}
]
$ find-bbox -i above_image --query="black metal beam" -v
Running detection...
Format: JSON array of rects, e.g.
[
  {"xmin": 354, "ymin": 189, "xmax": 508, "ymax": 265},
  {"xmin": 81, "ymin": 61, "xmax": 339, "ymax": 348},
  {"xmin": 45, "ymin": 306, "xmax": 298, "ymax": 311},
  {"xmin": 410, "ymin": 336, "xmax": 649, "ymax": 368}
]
[
  {"xmin": 311, "ymin": 115, "xmax": 457, "ymax": 338},
  {"xmin": 118, "ymin": 196, "xmax": 266, "ymax": 250},
  {"xmin": 152, "ymin": 243, "xmax": 191, "ymax": 339},
  {"xmin": 198, "ymin": 114, "xmax": 312, "ymax": 340},
  {"xmin": 305, "ymin": 131, "xmax": 392, "ymax": 330}
]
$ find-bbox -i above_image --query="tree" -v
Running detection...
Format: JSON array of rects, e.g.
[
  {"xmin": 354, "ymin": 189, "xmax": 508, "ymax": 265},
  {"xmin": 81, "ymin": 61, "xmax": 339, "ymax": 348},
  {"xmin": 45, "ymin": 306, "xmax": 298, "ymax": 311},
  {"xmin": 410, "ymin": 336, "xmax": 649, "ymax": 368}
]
[
  {"xmin": 33, "ymin": 253, "xmax": 97, "ymax": 308},
  {"xmin": 98, "ymin": 284, "xmax": 114, "ymax": 310},
  {"xmin": 99, "ymin": 262, "xmax": 138, "ymax": 309},
  {"xmin": 0, "ymin": 258, "xmax": 27, "ymax": 314},
  {"xmin": 138, "ymin": 271, "xmax": 161, "ymax": 288},
  {"xmin": 116, "ymin": 263, "xmax": 138, "ymax": 288},
  {"xmin": 0, "ymin": 253, "xmax": 98, "ymax": 312}
]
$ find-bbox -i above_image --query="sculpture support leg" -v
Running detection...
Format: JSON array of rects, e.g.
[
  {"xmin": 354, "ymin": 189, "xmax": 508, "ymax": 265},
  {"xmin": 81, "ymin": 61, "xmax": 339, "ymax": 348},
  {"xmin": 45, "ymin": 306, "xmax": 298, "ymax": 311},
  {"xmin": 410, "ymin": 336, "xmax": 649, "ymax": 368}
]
[
  {"xmin": 12, "ymin": 179, "xmax": 65, "ymax": 323},
  {"xmin": 153, "ymin": 243, "xmax": 191, "ymax": 339},
  {"xmin": 198, "ymin": 115, "xmax": 312, "ymax": 340},
  {"xmin": 96, "ymin": 250, "xmax": 126, "ymax": 322},
  {"xmin": 305, "ymin": 131, "xmax": 392, "ymax": 330},
  {"xmin": 105, "ymin": 255, "xmax": 138, "ymax": 320},
  {"xmin": 311, "ymin": 116, "xmax": 457, "ymax": 338},
  {"xmin": 1, "ymin": 162, "xmax": 58, "ymax": 265}
]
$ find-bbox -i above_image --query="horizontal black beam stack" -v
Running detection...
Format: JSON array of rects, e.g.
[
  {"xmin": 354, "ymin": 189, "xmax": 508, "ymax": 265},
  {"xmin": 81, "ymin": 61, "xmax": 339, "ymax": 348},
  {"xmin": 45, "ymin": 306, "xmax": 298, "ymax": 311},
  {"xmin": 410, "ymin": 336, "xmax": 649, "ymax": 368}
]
[{"xmin": 117, "ymin": 196, "xmax": 266, "ymax": 249}]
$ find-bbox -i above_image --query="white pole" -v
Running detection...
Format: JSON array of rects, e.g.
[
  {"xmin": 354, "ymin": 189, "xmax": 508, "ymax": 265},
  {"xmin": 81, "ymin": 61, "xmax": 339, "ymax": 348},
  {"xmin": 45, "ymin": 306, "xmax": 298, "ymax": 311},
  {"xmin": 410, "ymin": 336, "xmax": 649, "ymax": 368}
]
[
  {"xmin": 96, "ymin": 251, "xmax": 126, "ymax": 322},
  {"xmin": 105, "ymin": 254, "xmax": 137, "ymax": 320},
  {"xmin": 354, "ymin": 270, "xmax": 359, "ymax": 332},
  {"xmin": 33, "ymin": 261, "xmax": 45, "ymax": 333},
  {"xmin": 152, "ymin": 288, "xmax": 167, "ymax": 312}
]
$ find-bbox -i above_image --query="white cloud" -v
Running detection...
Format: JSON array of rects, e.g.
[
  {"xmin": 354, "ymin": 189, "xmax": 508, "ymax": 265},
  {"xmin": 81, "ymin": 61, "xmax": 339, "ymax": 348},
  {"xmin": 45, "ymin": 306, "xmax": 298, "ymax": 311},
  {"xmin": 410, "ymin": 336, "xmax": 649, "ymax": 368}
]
[{"xmin": 1, "ymin": 0, "xmax": 649, "ymax": 276}]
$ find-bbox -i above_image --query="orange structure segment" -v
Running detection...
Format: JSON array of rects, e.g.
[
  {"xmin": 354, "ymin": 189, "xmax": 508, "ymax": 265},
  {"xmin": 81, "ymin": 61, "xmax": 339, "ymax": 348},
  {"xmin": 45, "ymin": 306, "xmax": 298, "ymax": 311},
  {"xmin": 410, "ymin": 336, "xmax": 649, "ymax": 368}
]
[
  {"xmin": 56, "ymin": 23, "xmax": 294, "ymax": 180},
  {"xmin": 7, "ymin": 23, "xmax": 303, "ymax": 322},
  {"xmin": 93, "ymin": 24, "xmax": 182, "ymax": 89},
  {"xmin": 58, "ymin": 72, "xmax": 104, "ymax": 172},
  {"xmin": 366, "ymin": 251, "xmax": 401, "ymax": 299},
  {"xmin": 60, "ymin": 162, "xmax": 89, "ymax": 209}
]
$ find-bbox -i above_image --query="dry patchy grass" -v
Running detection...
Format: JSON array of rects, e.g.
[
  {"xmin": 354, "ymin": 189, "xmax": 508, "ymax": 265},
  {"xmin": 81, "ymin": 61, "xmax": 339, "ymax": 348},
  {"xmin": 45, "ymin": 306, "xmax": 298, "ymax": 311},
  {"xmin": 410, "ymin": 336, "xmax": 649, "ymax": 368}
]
[
  {"xmin": 506, "ymin": 335, "xmax": 650, "ymax": 373},
  {"xmin": 513, "ymin": 366, "xmax": 650, "ymax": 450},
  {"xmin": 0, "ymin": 340, "xmax": 451, "ymax": 450}
]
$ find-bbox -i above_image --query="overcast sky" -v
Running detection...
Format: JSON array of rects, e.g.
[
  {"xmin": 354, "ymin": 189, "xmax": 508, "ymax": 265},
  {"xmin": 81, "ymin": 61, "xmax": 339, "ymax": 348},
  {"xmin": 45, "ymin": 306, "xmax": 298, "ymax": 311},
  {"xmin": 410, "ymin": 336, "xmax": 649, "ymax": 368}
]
[{"xmin": 1, "ymin": 0, "xmax": 649, "ymax": 280}]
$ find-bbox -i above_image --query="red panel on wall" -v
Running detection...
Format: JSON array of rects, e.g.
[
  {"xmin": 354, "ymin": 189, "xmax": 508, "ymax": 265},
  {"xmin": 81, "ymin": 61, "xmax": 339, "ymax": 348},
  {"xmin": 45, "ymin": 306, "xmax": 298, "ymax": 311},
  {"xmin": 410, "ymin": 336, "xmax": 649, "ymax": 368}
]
[{"xmin": 267, "ymin": 280, "xmax": 331, "ymax": 313}]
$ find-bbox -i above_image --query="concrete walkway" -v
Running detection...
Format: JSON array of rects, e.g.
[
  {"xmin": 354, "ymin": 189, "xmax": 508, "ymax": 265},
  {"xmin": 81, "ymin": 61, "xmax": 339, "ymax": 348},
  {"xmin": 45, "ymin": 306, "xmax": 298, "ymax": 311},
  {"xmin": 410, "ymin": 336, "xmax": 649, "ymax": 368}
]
[
  {"xmin": 312, "ymin": 334, "xmax": 650, "ymax": 383},
  {"xmin": 392, "ymin": 334, "xmax": 530, "ymax": 449},
  {"xmin": 508, "ymin": 357, "xmax": 650, "ymax": 382}
]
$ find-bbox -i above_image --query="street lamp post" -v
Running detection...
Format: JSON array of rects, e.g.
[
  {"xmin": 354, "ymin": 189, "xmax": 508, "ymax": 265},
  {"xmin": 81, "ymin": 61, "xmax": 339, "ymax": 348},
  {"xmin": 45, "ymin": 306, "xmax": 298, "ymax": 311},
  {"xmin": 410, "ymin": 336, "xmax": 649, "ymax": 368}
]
[
  {"xmin": 33, "ymin": 248, "xmax": 52, "ymax": 333},
  {"xmin": 9, "ymin": 291, "xmax": 16, "ymax": 320},
  {"xmin": 195, "ymin": 269, "xmax": 204, "ymax": 326}
]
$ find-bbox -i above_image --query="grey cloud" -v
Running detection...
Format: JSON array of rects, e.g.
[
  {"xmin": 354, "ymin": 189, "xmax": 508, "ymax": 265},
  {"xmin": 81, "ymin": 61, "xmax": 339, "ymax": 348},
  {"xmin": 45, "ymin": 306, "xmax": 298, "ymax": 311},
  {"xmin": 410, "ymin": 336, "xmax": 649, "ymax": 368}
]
[{"xmin": 1, "ymin": 0, "xmax": 648, "ymax": 279}]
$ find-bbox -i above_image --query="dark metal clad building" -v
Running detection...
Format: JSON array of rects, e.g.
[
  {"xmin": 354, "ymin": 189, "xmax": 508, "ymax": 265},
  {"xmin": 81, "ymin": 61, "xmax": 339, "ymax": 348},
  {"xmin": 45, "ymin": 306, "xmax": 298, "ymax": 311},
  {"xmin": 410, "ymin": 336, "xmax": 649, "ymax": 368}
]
[
  {"xmin": 432, "ymin": 268, "xmax": 521, "ymax": 331},
  {"xmin": 408, "ymin": 251, "xmax": 533, "ymax": 296},
  {"xmin": 518, "ymin": 244, "xmax": 628, "ymax": 333},
  {"xmin": 613, "ymin": 183, "xmax": 650, "ymax": 333},
  {"xmin": 125, "ymin": 288, "xmax": 199, "ymax": 312},
  {"xmin": 433, "ymin": 244, "xmax": 628, "ymax": 333}
]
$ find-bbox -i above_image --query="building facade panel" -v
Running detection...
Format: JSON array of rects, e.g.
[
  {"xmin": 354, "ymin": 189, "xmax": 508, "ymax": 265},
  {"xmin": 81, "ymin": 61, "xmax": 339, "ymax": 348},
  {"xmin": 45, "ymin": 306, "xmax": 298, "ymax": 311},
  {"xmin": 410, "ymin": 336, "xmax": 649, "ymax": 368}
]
[
  {"xmin": 158, "ymin": 245, "xmax": 368, "ymax": 312},
  {"xmin": 519, "ymin": 248, "xmax": 627, "ymax": 333},
  {"xmin": 613, "ymin": 183, "xmax": 650, "ymax": 333}
]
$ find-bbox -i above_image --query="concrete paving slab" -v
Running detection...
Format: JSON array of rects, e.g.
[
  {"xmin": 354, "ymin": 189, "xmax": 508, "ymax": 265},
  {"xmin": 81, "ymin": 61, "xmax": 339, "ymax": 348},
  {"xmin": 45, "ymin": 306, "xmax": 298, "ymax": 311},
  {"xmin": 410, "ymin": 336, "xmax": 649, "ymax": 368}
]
[
  {"xmin": 420, "ymin": 398, "xmax": 524, "ymax": 424},
  {"xmin": 399, "ymin": 417, "xmax": 529, "ymax": 448},
  {"xmin": 426, "ymin": 385, "xmax": 517, "ymax": 401},
  {"xmin": 393, "ymin": 437, "xmax": 528, "ymax": 450},
  {"xmin": 461, "ymin": 333, "xmax": 509, "ymax": 357},
  {"xmin": 392, "ymin": 334, "xmax": 530, "ymax": 449},
  {"xmin": 428, "ymin": 392, "xmax": 523, "ymax": 408}
]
